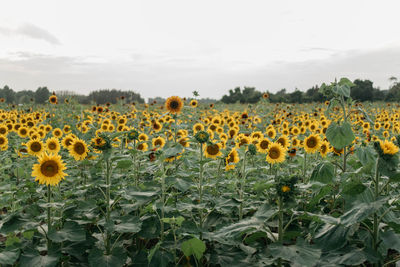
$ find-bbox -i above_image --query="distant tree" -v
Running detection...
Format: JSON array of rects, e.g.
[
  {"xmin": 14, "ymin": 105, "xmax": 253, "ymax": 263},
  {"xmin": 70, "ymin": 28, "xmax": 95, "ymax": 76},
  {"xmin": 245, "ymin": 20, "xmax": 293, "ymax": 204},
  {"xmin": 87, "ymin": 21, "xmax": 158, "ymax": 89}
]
[
  {"xmin": 350, "ymin": 79, "xmax": 374, "ymax": 101},
  {"xmin": 0, "ymin": 85, "xmax": 16, "ymax": 103},
  {"xmin": 88, "ymin": 89, "xmax": 144, "ymax": 104},
  {"xmin": 35, "ymin": 87, "xmax": 50, "ymax": 104},
  {"xmin": 16, "ymin": 90, "xmax": 35, "ymax": 104}
]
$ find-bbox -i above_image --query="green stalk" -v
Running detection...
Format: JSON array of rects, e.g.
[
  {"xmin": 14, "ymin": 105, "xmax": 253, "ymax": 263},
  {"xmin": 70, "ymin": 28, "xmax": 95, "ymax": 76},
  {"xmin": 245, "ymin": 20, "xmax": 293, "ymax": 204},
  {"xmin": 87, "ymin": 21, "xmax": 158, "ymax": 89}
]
[
  {"xmin": 239, "ymin": 151, "xmax": 247, "ymax": 220},
  {"xmin": 47, "ymin": 185, "xmax": 52, "ymax": 251},
  {"xmin": 343, "ymin": 146, "xmax": 347, "ymax": 173},
  {"xmin": 160, "ymin": 172, "xmax": 166, "ymax": 241},
  {"xmin": 303, "ymin": 151, "xmax": 307, "ymax": 178},
  {"xmin": 373, "ymin": 157, "xmax": 380, "ymax": 263},
  {"xmin": 105, "ymin": 158, "xmax": 111, "ymax": 254},
  {"xmin": 277, "ymin": 195, "xmax": 284, "ymax": 267},
  {"xmin": 199, "ymin": 143, "xmax": 204, "ymax": 237}
]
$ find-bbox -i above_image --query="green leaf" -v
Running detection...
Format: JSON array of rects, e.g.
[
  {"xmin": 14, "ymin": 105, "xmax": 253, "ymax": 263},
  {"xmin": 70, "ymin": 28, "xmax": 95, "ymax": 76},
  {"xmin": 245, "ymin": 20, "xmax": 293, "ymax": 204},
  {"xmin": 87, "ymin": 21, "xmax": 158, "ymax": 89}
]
[
  {"xmin": 314, "ymin": 224, "xmax": 350, "ymax": 251},
  {"xmin": 342, "ymin": 180, "xmax": 366, "ymax": 195},
  {"xmin": 356, "ymin": 146, "xmax": 375, "ymax": 167},
  {"xmin": 181, "ymin": 237, "xmax": 206, "ymax": 260},
  {"xmin": 48, "ymin": 222, "xmax": 85, "ymax": 242},
  {"xmin": 381, "ymin": 230, "xmax": 400, "ymax": 252},
  {"xmin": 326, "ymin": 122, "xmax": 355, "ymax": 149},
  {"xmin": 340, "ymin": 199, "xmax": 386, "ymax": 226},
  {"xmin": 338, "ymin": 77, "xmax": 355, "ymax": 88},
  {"xmin": 310, "ymin": 162, "xmax": 334, "ymax": 184},
  {"xmin": 88, "ymin": 247, "xmax": 127, "ymax": 267},
  {"xmin": 268, "ymin": 240, "xmax": 321, "ymax": 267},
  {"xmin": 389, "ymin": 172, "xmax": 400, "ymax": 182},
  {"xmin": 114, "ymin": 218, "xmax": 142, "ymax": 234},
  {"xmin": 20, "ymin": 250, "xmax": 59, "ymax": 267},
  {"xmin": 5, "ymin": 234, "xmax": 20, "ymax": 247},
  {"xmin": 116, "ymin": 159, "xmax": 133, "ymax": 169},
  {"xmin": 0, "ymin": 249, "xmax": 19, "ymax": 265}
]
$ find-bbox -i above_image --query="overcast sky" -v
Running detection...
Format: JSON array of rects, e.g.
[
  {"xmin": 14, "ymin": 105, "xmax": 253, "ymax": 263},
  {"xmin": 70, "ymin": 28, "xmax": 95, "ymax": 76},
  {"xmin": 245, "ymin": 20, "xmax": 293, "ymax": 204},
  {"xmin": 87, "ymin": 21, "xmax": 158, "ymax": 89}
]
[{"xmin": 0, "ymin": 0, "xmax": 399, "ymax": 99}]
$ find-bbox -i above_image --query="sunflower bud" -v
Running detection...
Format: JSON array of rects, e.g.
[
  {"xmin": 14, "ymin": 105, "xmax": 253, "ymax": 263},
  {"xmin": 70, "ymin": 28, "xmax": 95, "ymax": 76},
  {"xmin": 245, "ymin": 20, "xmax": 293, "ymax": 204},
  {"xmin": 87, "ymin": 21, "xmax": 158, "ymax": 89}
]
[
  {"xmin": 127, "ymin": 129, "xmax": 139, "ymax": 141},
  {"xmin": 195, "ymin": 130, "xmax": 209, "ymax": 144},
  {"xmin": 248, "ymin": 144, "xmax": 257, "ymax": 155}
]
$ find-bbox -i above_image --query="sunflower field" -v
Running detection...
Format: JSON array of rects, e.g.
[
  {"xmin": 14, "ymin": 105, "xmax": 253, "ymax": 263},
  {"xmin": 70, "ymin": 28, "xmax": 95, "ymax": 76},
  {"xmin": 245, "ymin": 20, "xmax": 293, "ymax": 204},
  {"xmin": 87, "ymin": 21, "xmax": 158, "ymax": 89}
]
[{"xmin": 1, "ymin": 79, "xmax": 400, "ymax": 267}]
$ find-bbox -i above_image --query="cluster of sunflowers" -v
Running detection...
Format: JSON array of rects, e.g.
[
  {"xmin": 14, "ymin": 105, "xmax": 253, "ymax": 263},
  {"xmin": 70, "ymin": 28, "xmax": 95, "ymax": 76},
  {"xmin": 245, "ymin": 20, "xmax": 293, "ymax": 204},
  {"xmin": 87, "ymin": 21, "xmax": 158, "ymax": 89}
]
[{"xmin": 0, "ymin": 94, "xmax": 399, "ymax": 188}]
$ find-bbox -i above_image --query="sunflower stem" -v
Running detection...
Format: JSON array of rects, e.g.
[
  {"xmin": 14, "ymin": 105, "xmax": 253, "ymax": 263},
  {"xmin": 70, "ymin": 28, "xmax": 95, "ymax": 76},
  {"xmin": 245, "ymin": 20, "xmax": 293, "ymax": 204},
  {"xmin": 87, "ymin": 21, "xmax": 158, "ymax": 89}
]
[
  {"xmin": 47, "ymin": 185, "xmax": 52, "ymax": 251},
  {"xmin": 239, "ymin": 151, "xmax": 247, "ymax": 220},
  {"xmin": 199, "ymin": 143, "xmax": 204, "ymax": 239},
  {"xmin": 277, "ymin": 195, "xmax": 284, "ymax": 267},
  {"xmin": 373, "ymin": 156, "xmax": 380, "ymax": 266},
  {"xmin": 303, "ymin": 151, "xmax": 307, "ymax": 179},
  {"xmin": 105, "ymin": 158, "xmax": 111, "ymax": 255}
]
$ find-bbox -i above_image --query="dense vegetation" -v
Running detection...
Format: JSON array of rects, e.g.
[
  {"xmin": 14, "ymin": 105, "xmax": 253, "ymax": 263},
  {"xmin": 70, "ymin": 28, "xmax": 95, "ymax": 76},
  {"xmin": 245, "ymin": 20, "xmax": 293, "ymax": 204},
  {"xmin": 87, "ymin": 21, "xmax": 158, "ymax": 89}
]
[{"xmin": 1, "ymin": 78, "xmax": 400, "ymax": 266}]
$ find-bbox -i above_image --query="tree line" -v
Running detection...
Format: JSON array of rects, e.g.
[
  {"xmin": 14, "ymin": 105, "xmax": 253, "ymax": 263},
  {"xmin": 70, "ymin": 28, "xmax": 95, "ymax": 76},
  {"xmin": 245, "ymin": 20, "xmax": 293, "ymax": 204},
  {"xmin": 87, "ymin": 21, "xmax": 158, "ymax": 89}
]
[
  {"xmin": 220, "ymin": 78, "xmax": 400, "ymax": 104},
  {"xmin": 0, "ymin": 86, "xmax": 145, "ymax": 105}
]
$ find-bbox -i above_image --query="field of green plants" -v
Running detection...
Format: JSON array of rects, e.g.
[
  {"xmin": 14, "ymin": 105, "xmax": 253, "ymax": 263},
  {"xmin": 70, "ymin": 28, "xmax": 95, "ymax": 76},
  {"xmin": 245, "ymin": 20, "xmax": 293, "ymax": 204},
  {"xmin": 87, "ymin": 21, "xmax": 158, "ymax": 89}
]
[{"xmin": 1, "ymin": 79, "xmax": 400, "ymax": 266}]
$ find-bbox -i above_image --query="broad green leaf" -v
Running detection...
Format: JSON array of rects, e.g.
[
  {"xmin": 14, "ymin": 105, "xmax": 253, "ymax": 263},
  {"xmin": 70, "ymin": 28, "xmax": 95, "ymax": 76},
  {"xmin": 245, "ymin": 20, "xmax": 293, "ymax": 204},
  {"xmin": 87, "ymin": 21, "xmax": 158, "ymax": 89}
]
[
  {"xmin": 342, "ymin": 180, "xmax": 366, "ymax": 195},
  {"xmin": 181, "ymin": 237, "xmax": 206, "ymax": 260},
  {"xmin": 381, "ymin": 230, "xmax": 400, "ymax": 253},
  {"xmin": 326, "ymin": 122, "xmax": 355, "ymax": 149},
  {"xmin": 268, "ymin": 240, "xmax": 321, "ymax": 267},
  {"xmin": 20, "ymin": 250, "xmax": 59, "ymax": 267},
  {"xmin": 88, "ymin": 247, "xmax": 127, "ymax": 267},
  {"xmin": 314, "ymin": 224, "xmax": 350, "ymax": 251},
  {"xmin": 114, "ymin": 219, "xmax": 142, "ymax": 234},
  {"xmin": 340, "ymin": 199, "xmax": 386, "ymax": 226},
  {"xmin": 0, "ymin": 249, "xmax": 19, "ymax": 265},
  {"xmin": 310, "ymin": 162, "xmax": 334, "ymax": 184},
  {"xmin": 48, "ymin": 222, "xmax": 85, "ymax": 242}
]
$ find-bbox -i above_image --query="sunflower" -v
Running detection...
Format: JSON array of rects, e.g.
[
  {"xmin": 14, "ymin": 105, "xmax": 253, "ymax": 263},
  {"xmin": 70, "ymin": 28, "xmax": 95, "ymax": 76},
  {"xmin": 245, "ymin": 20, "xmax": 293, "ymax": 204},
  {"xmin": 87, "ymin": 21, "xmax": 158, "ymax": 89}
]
[
  {"xmin": 165, "ymin": 96, "xmax": 183, "ymax": 114},
  {"xmin": 49, "ymin": 95, "xmax": 58, "ymax": 104},
  {"xmin": 190, "ymin": 99, "xmax": 198, "ymax": 107},
  {"xmin": 61, "ymin": 134, "xmax": 76, "ymax": 149},
  {"xmin": 26, "ymin": 139, "xmax": 45, "ymax": 156},
  {"xmin": 193, "ymin": 123, "xmax": 205, "ymax": 134},
  {"xmin": 152, "ymin": 136, "xmax": 166, "ymax": 149},
  {"xmin": 204, "ymin": 142, "xmax": 222, "ymax": 159},
  {"xmin": 69, "ymin": 138, "xmax": 89, "ymax": 161},
  {"xmin": 303, "ymin": 134, "xmax": 321, "ymax": 154},
  {"xmin": 178, "ymin": 137, "xmax": 190, "ymax": 147},
  {"xmin": 52, "ymin": 128, "xmax": 63, "ymax": 138},
  {"xmin": 266, "ymin": 127, "xmax": 276, "ymax": 139},
  {"xmin": 45, "ymin": 137, "xmax": 60, "ymax": 153},
  {"xmin": 257, "ymin": 138, "xmax": 270, "ymax": 153},
  {"xmin": 319, "ymin": 141, "xmax": 330, "ymax": 158},
  {"xmin": 380, "ymin": 140, "xmax": 399, "ymax": 155},
  {"xmin": 32, "ymin": 152, "xmax": 67, "ymax": 186},
  {"xmin": 0, "ymin": 125, "xmax": 8, "ymax": 135},
  {"xmin": 139, "ymin": 133, "xmax": 149, "ymax": 142},
  {"xmin": 262, "ymin": 93, "xmax": 269, "ymax": 99},
  {"xmin": 0, "ymin": 135, "xmax": 8, "ymax": 150},
  {"xmin": 276, "ymin": 135, "xmax": 290, "ymax": 149},
  {"xmin": 18, "ymin": 127, "xmax": 29, "ymax": 138},
  {"xmin": 137, "ymin": 142, "xmax": 148, "ymax": 151},
  {"xmin": 225, "ymin": 148, "xmax": 240, "ymax": 170},
  {"xmin": 266, "ymin": 142, "xmax": 286, "ymax": 164}
]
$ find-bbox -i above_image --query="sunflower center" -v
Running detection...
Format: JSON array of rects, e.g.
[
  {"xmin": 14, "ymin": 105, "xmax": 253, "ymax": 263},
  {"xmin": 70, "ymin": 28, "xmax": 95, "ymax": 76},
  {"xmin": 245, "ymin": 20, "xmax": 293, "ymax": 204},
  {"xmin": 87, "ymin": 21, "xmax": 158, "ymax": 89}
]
[
  {"xmin": 170, "ymin": 101, "xmax": 179, "ymax": 109},
  {"xmin": 65, "ymin": 138, "xmax": 73, "ymax": 146},
  {"xmin": 269, "ymin": 147, "xmax": 280, "ymax": 159},
  {"xmin": 74, "ymin": 142, "xmax": 86, "ymax": 155},
  {"xmin": 206, "ymin": 144, "xmax": 219, "ymax": 155},
  {"xmin": 306, "ymin": 137, "xmax": 317, "ymax": 148},
  {"xmin": 31, "ymin": 142, "xmax": 42, "ymax": 152},
  {"xmin": 260, "ymin": 140, "xmax": 269, "ymax": 149},
  {"xmin": 0, "ymin": 128, "xmax": 6, "ymax": 134},
  {"xmin": 154, "ymin": 139, "xmax": 162, "ymax": 146},
  {"xmin": 48, "ymin": 142, "xmax": 57, "ymax": 150},
  {"xmin": 40, "ymin": 160, "xmax": 59, "ymax": 177},
  {"xmin": 227, "ymin": 153, "xmax": 235, "ymax": 163},
  {"xmin": 321, "ymin": 145, "xmax": 327, "ymax": 153},
  {"xmin": 0, "ymin": 138, "xmax": 5, "ymax": 145}
]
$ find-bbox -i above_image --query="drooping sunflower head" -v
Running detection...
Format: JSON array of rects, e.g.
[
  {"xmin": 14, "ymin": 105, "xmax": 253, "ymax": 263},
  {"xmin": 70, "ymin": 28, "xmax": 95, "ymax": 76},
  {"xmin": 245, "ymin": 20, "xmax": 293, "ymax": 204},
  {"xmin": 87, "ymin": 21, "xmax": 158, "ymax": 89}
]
[
  {"xmin": 127, "ymin": 129, "xmax": 139, "ymax": 141},
  {"xmin": 303, "ymin": 134, "xmax": 321, "ymax": 154},
  {"xmin": 266, "ymin": 142, "xmax": 286, "ymax": 165},
  {"xmin": 32, "ymin": 152, "xmax": 67, "ymax": 186},
  {"xmin": 69, "ymin": 138, "xmax": 89, "ymax": 161},
  {"xmin": 165, "ymin": 96, "xmax": 183, "ymax": 114},
  {"xmin": 26, "ymin": 139, "xmax": 44, "ymax": 156},
  {"xmin": 319, "ymin": 141, "xmax": 330, "ymax": 158},
  {"xmin": 225, "ymin": 148, "xmax": 239, "ymax": 170}
]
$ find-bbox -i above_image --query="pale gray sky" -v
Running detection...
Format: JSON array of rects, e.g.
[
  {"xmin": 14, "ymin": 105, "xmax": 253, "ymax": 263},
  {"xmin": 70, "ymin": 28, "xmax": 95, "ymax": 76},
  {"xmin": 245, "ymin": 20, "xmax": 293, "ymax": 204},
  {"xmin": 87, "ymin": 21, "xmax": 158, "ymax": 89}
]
[{"xmin": 0, "ymin": 0, "xmax": 399, "ymax": 99}]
